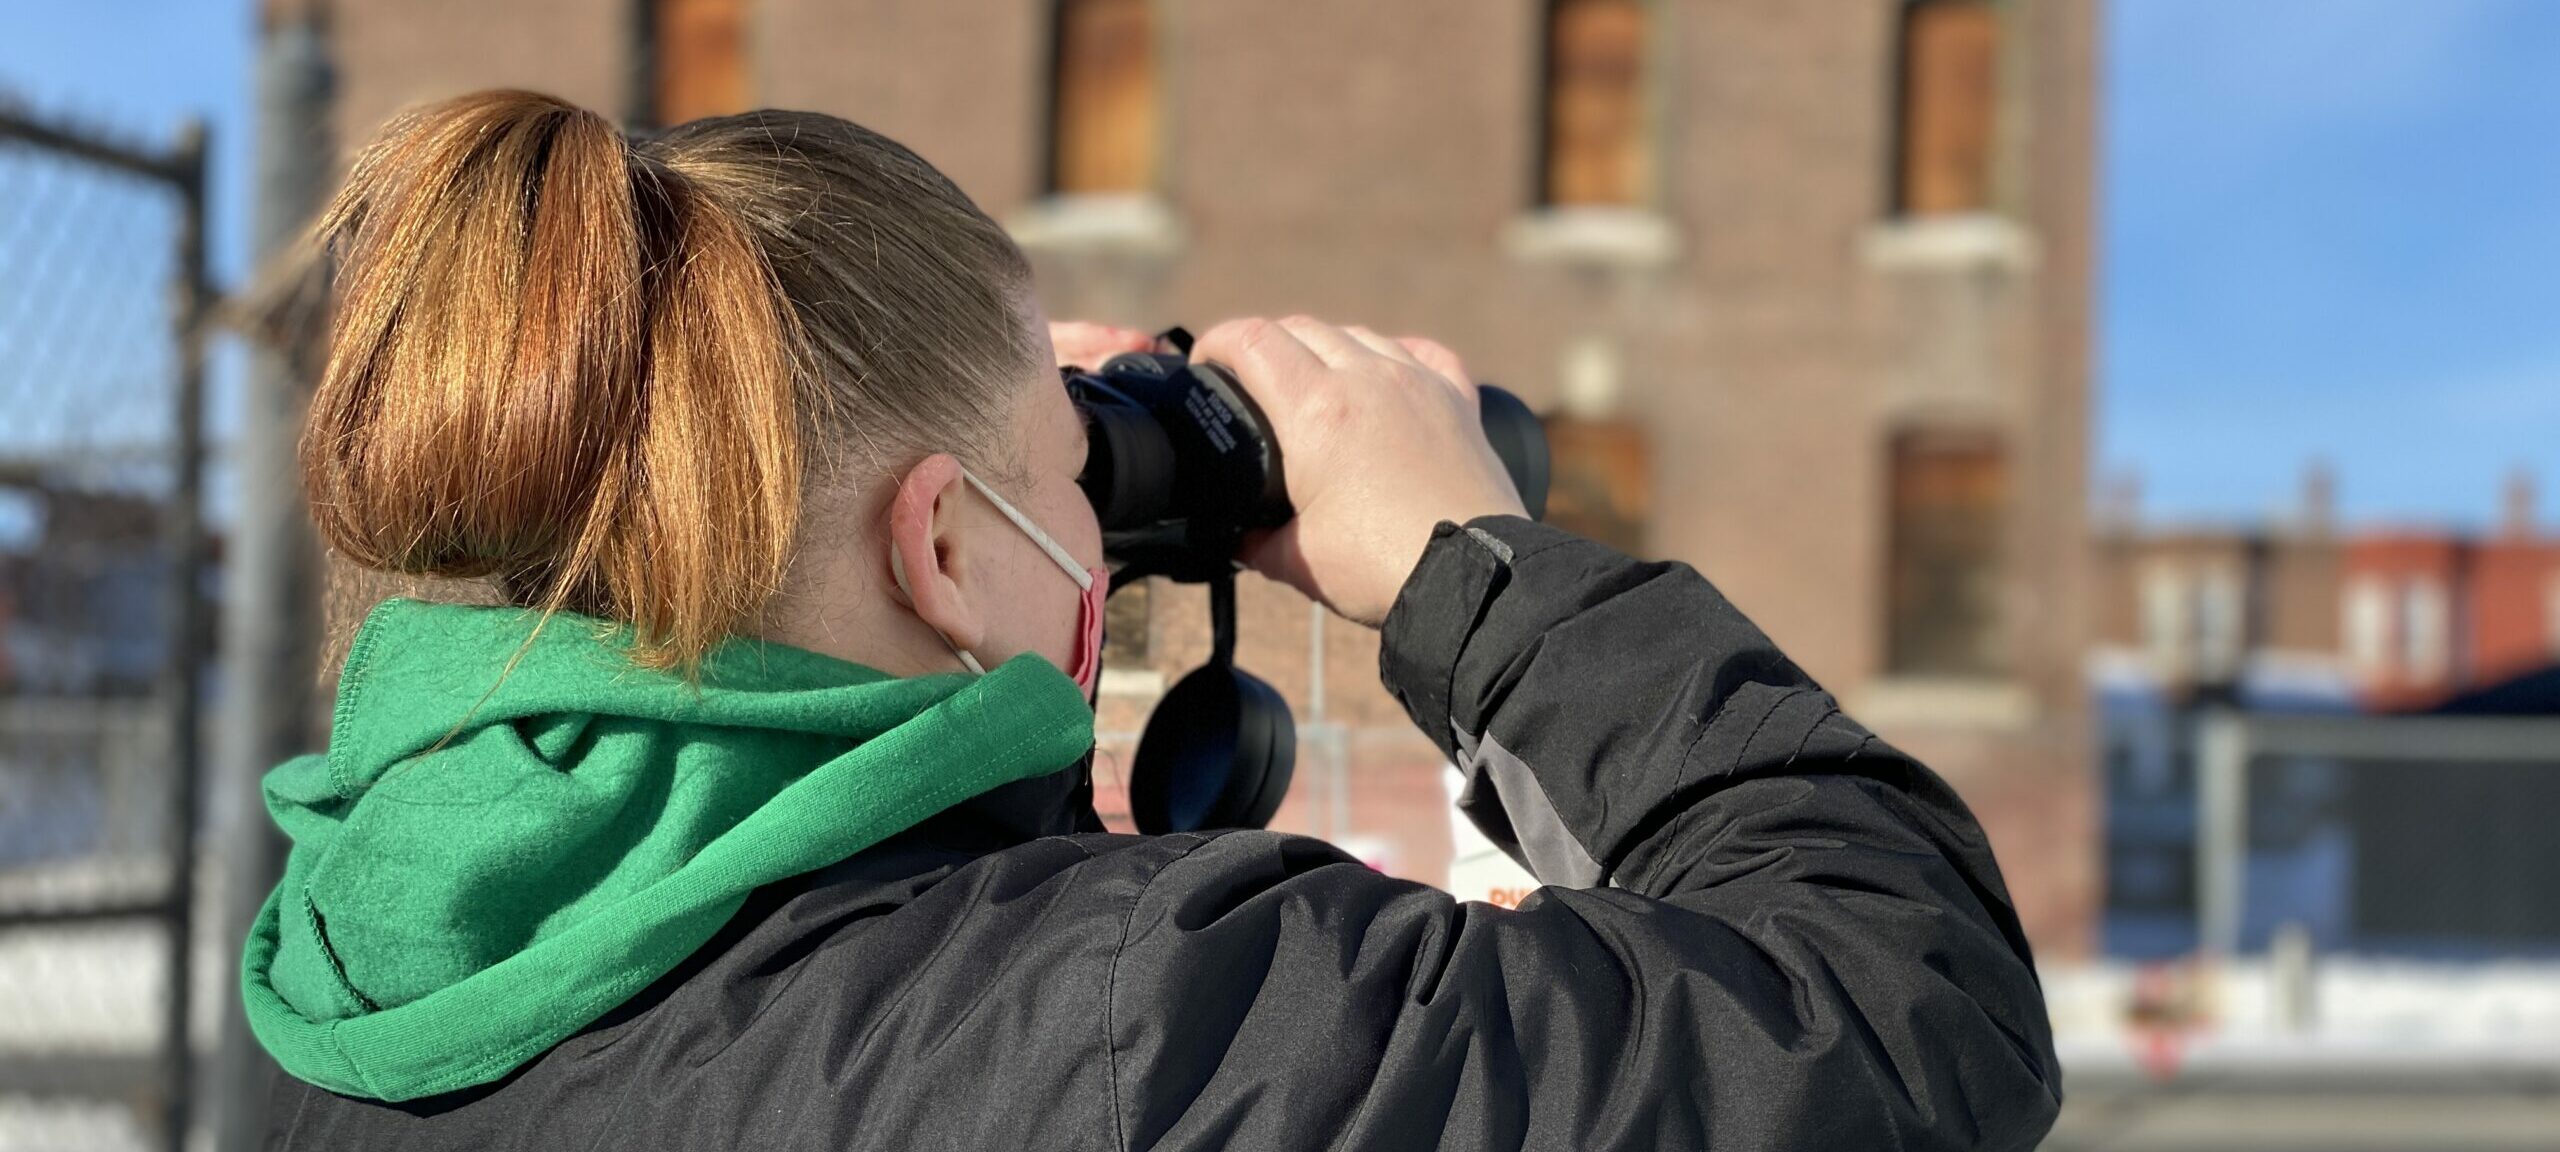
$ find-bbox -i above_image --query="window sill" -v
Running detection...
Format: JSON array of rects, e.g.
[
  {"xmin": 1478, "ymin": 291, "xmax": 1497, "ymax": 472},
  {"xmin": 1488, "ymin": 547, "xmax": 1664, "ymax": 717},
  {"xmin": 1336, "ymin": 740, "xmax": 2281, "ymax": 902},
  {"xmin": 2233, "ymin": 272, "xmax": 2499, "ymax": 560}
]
[
  {"xmin": 1847, "ymin": 675, "xmax": 2035, "ymax": 732},
  {"xmin": 1501, "ymin": 207, "xmax": 1681, "ymax": 269},
  {"xmin": 1861, "ymin": 213, "xmax": 2039, "ymax": 274},
  {"xmin": 1008, "ymin": 194, "xmax": 1183, "ymax": 259}
]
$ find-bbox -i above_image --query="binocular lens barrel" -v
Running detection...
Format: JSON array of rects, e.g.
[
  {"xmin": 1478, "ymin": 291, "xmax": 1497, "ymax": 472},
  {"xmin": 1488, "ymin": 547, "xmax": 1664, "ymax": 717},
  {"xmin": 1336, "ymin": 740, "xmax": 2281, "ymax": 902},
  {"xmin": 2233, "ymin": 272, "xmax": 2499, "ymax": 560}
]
[{"xmin": 1073, "ymin": 355, "xmax": 1551, "ymax": 567}]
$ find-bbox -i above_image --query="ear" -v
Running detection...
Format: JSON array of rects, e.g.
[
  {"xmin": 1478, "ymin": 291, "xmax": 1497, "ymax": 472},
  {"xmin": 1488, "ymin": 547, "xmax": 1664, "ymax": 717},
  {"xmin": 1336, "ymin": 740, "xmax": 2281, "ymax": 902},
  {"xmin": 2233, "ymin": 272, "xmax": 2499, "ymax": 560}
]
[{"xmin": 886, "ymin": 453, "xmax": 987, "ymax": 654}]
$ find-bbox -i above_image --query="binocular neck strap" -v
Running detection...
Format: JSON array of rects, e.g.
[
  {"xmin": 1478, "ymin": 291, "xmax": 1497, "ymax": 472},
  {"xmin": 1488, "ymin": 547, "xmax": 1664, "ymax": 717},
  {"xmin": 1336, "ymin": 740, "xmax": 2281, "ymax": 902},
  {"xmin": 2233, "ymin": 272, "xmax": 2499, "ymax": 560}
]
[{"xmin": 1209, "ymin": 571, "xmax": 1238, "ymax": 668}]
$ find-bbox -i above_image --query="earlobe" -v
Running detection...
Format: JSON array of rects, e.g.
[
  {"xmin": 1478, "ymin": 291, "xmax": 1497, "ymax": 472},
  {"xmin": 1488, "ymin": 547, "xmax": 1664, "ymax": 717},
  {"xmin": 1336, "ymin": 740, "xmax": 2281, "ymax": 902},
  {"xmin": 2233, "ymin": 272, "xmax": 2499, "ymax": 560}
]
[{"xmin": 887, "ymin": 454, "xmax": 986, "ymax": 653}]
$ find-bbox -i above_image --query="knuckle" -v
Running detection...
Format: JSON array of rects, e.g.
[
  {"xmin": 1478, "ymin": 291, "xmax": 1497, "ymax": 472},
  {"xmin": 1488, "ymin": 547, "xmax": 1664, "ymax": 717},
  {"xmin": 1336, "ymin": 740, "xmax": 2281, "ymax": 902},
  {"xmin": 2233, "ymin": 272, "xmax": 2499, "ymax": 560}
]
[
  {"xmin": 1236, "ymin": 319, "xmax": 1289, "ymax": 360},
  {"xmin": 1410, "ymin": 338, "xmax": 1465, "ymax": 374},
  {"xmin": 1274, "ymin": 314, "xmax": 1314, "ymax": 334},
  {"xmin": 1213, "ymin": 317, "xmax": 1277, "ymax": 358}
]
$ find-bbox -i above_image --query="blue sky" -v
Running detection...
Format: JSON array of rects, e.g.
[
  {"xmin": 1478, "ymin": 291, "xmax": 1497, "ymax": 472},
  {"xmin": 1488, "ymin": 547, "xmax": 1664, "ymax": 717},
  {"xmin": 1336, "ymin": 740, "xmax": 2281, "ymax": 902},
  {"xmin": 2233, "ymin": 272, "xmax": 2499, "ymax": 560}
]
[
  {"xmin": 0, "ymin": 1, "xmax": 254, "ymax": 285},
  {"xmin": 1, "ymin": 0, "xmax": 2553, "ymax": 531},
  {"xmin": 2104, "ymin": 0, "xmax": 2560, "ymax": 529}
]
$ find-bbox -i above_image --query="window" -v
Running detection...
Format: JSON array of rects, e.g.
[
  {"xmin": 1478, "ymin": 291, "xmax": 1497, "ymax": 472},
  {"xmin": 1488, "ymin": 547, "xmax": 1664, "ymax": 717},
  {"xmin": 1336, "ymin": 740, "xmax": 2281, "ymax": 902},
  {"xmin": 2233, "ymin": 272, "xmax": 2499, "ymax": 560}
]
[
  {"xmin": 1542, "ymin": 416, "xmax": 1650, "ymax": 556},
  {"xmin": 645, "ymin": 0, "xmax": 750, "ymax": 129},
  {"xmin": 2196, "ymin": 566, "xmax": 2245, "ymax": 680},
  {"xmin": 1894, "ymin": 0, "xmax": 2000, "ymax": 216},
  {"xmin": 1886, "ymin": 429, "xmax": 2009, "ymax": 676},
  {"xmin": 1540, "ymin": 0, "xmax": 1649, "ymax": 207},
  {"xmin": 2402, "ymin": 578, "xmax": 2450, "ymax": 682},
  {"xmin": 2343, "ymin": 576, "xmax": 2391, "ymax": 679},
  {"xmin": 1049, "ymin": 0, "xmax": 1158, "ymax": 196},
  {"xmin": 2140, "ymin": 562, "xmax": 2188, "ymax": 673}
]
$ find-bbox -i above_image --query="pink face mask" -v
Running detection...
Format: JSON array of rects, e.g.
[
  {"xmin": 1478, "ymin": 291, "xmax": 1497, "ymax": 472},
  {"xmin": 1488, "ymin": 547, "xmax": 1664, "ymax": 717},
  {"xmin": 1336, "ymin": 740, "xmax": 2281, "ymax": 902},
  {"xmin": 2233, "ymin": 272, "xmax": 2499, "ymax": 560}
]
[{"xmin": 893, "ymin": 469, "xmax": 1108, "ymax": 696}]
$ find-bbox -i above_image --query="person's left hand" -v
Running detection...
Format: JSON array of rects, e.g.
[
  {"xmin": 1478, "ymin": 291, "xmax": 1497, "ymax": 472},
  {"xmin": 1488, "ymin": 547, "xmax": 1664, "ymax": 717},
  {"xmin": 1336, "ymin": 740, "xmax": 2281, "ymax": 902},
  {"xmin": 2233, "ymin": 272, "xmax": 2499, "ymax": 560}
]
[{"xmin": 1049, "ymin": 321, "xmax": 1156, "ymax": 371}]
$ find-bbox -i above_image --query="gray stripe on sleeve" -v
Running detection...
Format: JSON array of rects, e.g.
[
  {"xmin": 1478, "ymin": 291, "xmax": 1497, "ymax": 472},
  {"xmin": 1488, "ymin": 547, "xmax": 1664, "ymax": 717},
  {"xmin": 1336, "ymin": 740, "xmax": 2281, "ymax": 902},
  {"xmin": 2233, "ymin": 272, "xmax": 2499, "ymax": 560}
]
[{"xmin": 1451, "ymin": 724, "xmax": 1607, "ymax": 889}]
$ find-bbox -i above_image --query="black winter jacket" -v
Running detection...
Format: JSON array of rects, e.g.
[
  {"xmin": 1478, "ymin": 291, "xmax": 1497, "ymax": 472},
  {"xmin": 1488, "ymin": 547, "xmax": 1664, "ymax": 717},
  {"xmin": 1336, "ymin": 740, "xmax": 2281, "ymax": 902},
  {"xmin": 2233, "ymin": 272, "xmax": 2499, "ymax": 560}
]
[{"xmin": 266, "ymin": 517, "xmax": 2062, "ymax": 1150}]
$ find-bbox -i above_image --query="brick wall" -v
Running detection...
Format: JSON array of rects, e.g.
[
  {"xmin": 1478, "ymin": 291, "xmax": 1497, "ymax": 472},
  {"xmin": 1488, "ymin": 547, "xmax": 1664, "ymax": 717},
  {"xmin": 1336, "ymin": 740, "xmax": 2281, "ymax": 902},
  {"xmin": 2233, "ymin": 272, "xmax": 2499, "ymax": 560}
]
[{"xmin": 2472, "ymin": 538, "xmax": 2560, "ymax": 686}]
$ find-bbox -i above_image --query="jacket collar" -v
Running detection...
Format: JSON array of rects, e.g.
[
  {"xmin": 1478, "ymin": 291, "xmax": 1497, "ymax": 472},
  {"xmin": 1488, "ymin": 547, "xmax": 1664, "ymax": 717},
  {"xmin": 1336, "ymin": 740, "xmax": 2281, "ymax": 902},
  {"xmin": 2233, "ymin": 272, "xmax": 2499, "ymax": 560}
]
[{"xmin": 915, "ymin": 753, "xmax": 1104, "ymax": 852}]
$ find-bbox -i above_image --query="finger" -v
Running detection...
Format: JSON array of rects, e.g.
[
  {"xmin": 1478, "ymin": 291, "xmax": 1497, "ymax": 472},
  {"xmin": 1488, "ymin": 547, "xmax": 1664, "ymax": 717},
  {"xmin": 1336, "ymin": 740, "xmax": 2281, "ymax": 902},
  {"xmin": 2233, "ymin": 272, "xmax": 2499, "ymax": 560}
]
[
  {"xmin": 1274, "ymin": 314, "xmax": 1382, "ymax": 370},
  {"xmin": 1237, "ymin": 523, "xmax": 1324, "ymax": 606},
  {"xmin": 1096, "ymin": 325, "xmax": 1156, "ymax": 354},
  {"xmin": 1396, "ymin": 336, "xmax": 1473, "ymax": 391},
  {"xmin": 1050, "ymin": 321, "xmax": 1154, "ymax": 369},
  {"xmin": 1343, "ymin": 325, "xmax": 1424, "ymax": 368},
  {"xmin": 1193, "ymin": 317, "xmax": 1327, "ymax": 408}
]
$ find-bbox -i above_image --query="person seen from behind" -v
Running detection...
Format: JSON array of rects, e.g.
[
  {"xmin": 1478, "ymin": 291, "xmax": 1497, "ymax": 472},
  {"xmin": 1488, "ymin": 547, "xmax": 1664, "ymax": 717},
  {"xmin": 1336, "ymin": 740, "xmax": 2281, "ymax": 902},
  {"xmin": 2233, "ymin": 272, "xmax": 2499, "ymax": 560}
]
[{"xmin": 241, "ymin": 89, "xmax": 2063, "ymax": 1150}]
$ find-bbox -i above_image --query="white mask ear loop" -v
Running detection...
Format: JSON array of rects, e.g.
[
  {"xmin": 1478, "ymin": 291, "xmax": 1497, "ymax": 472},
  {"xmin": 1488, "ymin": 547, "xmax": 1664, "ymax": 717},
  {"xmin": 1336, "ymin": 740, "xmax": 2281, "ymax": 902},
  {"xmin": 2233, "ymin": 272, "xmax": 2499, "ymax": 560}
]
[
  {"xmin": 958, "ymin": 470, "xmax": 1094, "ymax": 590},
  {"xmin": 889, "ymin": 467, "xmax": 1093, "ymax": 677}
]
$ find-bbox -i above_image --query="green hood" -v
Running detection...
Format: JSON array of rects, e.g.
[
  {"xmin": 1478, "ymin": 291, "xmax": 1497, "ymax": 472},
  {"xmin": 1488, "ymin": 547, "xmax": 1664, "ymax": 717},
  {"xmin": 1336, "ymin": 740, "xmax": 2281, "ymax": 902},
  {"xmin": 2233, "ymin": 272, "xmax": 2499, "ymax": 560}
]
[{"xmin": 240, "ymin": 598, "xmax": 1095, "ymax": 1102}]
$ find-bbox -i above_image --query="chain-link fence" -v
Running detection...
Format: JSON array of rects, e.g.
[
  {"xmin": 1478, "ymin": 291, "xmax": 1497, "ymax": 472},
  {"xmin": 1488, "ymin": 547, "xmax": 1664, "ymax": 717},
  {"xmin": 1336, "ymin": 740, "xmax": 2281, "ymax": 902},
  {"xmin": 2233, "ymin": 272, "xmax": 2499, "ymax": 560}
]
[
  {"xmin": 2197, "ymin": 712, "xmax": 2560, "ymax": 958},
  {"xmin": 2103, "ymin": 706, "xmax": 2560, "ymax": 961},
  {"xmin": 0, "ymin": 99, "xmax": 211, "ymax": 1152}
]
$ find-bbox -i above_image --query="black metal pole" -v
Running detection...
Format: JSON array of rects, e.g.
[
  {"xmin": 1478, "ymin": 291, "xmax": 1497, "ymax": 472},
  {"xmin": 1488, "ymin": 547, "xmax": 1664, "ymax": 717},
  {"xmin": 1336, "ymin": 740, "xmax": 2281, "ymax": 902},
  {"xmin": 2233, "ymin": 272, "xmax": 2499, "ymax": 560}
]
[{"xmin": 160, "ymin": 117, "xmax": 212, "ymax": 1152}]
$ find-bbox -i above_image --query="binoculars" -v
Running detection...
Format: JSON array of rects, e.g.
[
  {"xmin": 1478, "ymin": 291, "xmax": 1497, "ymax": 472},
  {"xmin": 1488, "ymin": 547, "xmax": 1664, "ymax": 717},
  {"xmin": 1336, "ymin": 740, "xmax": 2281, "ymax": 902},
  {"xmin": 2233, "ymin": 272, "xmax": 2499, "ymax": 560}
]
[{"xmin": 1066, "ymin": 329, "xmax": 1551, "ymax": 833}]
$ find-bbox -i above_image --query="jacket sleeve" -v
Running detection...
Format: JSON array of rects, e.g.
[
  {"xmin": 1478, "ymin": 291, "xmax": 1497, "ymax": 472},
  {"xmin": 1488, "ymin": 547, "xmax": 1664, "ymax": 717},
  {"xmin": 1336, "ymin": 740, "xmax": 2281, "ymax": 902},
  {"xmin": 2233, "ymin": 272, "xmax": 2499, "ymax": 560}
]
[{"xmin": 1100, "ymin": 517, "xmax": 2061, "ymax": 1152}]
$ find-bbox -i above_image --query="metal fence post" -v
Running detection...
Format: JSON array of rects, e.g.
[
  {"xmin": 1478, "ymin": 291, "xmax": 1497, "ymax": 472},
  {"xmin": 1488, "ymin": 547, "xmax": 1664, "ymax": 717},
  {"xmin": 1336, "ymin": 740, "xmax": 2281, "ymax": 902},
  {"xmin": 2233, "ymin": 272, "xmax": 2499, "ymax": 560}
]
[
  {"xmin": 2195, "ymin": 707, "xmax": 2249, "ymax": 957},
  {"xmin": 158, "ymin": 117, "xmax": 212, "ymax": 1152},
  {"xmin": 0, "ymin": 94, "xmax": 229, "ymax": 1151}
]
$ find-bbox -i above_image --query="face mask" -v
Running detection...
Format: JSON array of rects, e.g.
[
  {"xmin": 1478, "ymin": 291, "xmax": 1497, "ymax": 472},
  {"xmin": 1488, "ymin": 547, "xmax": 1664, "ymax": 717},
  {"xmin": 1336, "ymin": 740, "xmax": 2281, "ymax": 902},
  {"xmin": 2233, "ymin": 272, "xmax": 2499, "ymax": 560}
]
[{"xmin": 892, "ymin": 468, "xmax": 1108, "ymax": 696}]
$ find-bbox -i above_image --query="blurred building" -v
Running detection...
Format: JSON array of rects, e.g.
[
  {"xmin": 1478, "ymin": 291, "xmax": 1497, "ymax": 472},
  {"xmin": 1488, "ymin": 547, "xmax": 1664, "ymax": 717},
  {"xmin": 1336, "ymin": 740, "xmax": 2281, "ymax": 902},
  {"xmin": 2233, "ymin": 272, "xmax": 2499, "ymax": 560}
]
[
  {"xmin": 317, "ymin": 0, "xmax": 2101, "ymax": 953},
  {"xmin": 2088, "ymin": 469, "xmax": 2346, "ymax": 703},
  {"xmin": 2342, "ymin": 478, "xmax": 2560, "ymax": 709},
  {"xmin": 2091, "ymin": 469, "xmax": 2560, "ymax": 711}
]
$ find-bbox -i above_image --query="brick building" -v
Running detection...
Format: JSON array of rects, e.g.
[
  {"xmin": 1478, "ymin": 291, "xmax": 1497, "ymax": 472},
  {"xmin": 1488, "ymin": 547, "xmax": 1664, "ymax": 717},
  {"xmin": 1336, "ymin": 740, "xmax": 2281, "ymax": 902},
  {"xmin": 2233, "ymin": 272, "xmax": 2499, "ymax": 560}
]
[
  {"xmin": 2090, "ymin": 471, "xmax": 2560, "ymax": 711},
  {"xmin": 2340, "ymin": 478, "xmax": 2560, "ymax": 710},
  {"xmin": 2088, "ymin": 470, "xmax": 2345, "ymax": 698},
  {"xmin": 319, "ymin": 0, "xmax": 2102, "ymax": 954}
]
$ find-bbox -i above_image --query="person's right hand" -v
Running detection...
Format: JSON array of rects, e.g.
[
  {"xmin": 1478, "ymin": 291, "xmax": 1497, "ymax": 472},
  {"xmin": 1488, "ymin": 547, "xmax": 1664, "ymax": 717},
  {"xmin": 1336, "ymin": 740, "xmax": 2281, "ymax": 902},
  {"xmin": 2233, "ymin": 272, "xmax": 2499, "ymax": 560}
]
[{"xmin": 1192, "ymin": 316, "xmax": 1526, "ymax": 628}]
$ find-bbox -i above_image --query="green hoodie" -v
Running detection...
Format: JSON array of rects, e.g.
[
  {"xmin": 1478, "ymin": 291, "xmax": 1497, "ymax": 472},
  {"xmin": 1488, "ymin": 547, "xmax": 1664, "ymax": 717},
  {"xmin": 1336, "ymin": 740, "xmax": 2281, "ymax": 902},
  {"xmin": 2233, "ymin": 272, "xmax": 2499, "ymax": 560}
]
[{"xmin": 239, "ymin": 598, "xmax": 1096, "ymax": 1103}]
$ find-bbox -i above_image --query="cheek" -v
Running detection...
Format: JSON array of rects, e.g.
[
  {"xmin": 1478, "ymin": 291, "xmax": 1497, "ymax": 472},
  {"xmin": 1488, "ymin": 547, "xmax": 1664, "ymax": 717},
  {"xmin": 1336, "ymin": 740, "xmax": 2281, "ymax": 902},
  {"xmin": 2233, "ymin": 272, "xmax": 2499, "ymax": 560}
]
[
  {"xmin": 1034, "ymin": 463, "xmax": 1104, "ymax": 572},
  {"xmin": 1064, "ymin": 498, "xmax": 1104, "ymax": 573},
  {"xmin": 999, "ymin": 481, "xmax": 1101, "ymax": 665}
]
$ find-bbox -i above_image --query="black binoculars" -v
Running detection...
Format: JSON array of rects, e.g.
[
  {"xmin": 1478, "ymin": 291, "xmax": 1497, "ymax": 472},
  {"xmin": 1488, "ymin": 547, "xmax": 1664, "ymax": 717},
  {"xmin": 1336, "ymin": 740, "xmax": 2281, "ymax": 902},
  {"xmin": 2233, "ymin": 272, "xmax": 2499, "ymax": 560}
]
[{"xmin": 1065, "ymin": 329, "xmax": 1550, "ymax": 833}]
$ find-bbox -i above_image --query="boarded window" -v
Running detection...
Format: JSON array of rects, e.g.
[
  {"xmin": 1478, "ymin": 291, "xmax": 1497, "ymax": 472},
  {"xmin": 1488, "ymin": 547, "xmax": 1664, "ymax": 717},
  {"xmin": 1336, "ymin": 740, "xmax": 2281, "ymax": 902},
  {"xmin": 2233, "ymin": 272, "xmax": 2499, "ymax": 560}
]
[
  {"xmin": 1542, "ymin": 0, "xmax": 1648, "ymax": 207},
  {"xmin": 1542, "ymin": 415, "xmax": 1651, "ymax": 556},
  {"xmin": 1896, "ymin": 0, "xmax": 1999, "ymax": 216},
  {"xmin": 1887, "ymin": 429, "xmax": 2009, "ymax": 675},
  {"xmin": 1051, "ymin": 0, "xmax": 1158, "ymax": 195},
  {"xmin": 652, "ymin": 0, "xmax": 749, "ymax": 127}
]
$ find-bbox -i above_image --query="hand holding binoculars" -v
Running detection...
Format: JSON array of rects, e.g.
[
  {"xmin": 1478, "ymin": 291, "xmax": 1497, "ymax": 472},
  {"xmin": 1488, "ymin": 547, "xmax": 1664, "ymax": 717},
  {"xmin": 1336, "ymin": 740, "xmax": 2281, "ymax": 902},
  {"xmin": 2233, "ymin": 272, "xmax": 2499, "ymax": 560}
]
[{"xmin": 1066, "ymin": 329, "xmax": 1550, "ymax": 832}]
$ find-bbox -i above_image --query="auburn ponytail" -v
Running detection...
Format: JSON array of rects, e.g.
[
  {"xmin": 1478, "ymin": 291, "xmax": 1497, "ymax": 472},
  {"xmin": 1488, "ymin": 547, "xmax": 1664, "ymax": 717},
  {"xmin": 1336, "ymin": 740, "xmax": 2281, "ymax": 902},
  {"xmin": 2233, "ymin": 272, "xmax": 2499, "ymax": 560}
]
[
  {"xmin": 305, "ymin": 91, "xmax": 802, "ymax": 670},
  {"xmin": 309, "ymin": 90, "xmax": 1039, "ymax": 671}
]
